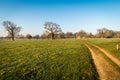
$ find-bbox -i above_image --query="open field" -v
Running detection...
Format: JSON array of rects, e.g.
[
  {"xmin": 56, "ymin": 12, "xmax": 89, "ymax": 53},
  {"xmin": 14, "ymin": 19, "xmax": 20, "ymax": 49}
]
[
  {"xmin": 0, "ymin": 38, "xmax": 120, "ymax": 80},
  {"xmin": 0, "ymin": 39, "xmax": 98, "ymax": 80}
]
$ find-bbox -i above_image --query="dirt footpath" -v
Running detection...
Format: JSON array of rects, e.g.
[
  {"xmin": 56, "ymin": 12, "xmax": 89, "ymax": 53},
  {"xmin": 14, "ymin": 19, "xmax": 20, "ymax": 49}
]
[
  {"xmin": 85, "ymin": 44, "xmax": 120, "ymax": 80},
  {"xmin": 92, "ymin": 44, "xmax": 120, "ymax": 67}
]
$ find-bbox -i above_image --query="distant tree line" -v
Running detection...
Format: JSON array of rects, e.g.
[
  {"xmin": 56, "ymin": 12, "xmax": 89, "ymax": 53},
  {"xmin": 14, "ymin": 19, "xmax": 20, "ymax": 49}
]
[{"xmin": 0, "ymin": 21, "xmax": 120, "ymax": 40}]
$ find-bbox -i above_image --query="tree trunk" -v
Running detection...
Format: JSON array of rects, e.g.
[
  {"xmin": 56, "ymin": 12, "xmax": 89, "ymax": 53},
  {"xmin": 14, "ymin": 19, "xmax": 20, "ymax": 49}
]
[
  {"xmin": 51, "ymin": 33, "xmax": 54, "ymax": 40},
  {"xmin": 11, "ymin": 36, "xmax": 14, "ymax": 41},
  {"xmin": 11, "ymin": 30, "xmax": 15, "ymax": 41}
]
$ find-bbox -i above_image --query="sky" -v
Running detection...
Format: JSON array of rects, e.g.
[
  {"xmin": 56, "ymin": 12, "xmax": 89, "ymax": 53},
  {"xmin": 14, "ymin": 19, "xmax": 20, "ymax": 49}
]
[{"xmin": 0, "ymin": 0, "xmax": 120, "ymax": 36}]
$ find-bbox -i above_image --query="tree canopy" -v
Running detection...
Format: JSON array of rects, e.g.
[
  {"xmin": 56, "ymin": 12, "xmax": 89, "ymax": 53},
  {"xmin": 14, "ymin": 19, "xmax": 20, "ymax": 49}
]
[
  {"xmin": 2, "ymin": 21, "xmax": 22, "ymax": 40},
  {"xmin": 44, "ymin": 22, "xmax": 62, "ymax": 40}
]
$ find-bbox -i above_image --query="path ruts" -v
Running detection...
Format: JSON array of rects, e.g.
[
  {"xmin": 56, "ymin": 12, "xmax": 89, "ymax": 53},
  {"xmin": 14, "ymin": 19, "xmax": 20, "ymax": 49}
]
[
  {"xmin": 85, "ymin": 44, "xmax": 120, "ymax": 80},
  {"xmin": 92, "ymin": 44, "xmax": 120, "ymax": 67}
]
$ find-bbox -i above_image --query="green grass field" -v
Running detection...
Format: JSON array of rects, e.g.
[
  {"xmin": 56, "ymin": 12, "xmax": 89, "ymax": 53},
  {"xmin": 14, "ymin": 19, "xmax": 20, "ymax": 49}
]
[
  {"xmin": 88, "ymin": 38, "xmax": 120, "ymax": 60},
  {"xmin": 0, "ymin": 39, "xmax": 98, "ymax": 80}
]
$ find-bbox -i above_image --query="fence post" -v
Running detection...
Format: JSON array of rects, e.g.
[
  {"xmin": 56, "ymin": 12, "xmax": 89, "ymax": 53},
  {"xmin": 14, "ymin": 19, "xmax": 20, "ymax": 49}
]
[{"xmin": 116, "ymin": 44, "xmax": 119, "ymax": 50}]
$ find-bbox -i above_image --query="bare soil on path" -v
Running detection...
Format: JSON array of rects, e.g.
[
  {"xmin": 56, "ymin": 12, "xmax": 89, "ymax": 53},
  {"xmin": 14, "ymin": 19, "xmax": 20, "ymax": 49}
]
[
  {"xmin": 85, "ymin": 44, "xmax": 120, "ymax": 80},
  {"xmin": 92, "ymin": 44, "xmax": 120, "ymax": 67}
]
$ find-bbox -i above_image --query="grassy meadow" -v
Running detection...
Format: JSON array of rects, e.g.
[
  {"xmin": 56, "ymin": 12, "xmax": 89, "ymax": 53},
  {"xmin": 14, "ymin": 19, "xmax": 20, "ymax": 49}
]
[{"xmin": 0, "ymin": 39, "xmax": 98, "ymax": 80}]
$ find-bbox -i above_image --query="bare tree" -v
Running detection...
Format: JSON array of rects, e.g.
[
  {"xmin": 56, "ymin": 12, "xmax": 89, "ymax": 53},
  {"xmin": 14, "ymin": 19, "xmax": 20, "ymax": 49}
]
[
  {"xmin": 40, "ymin": 32, "xmax": 50, "ymax": 39},
  {"xmin": 57, "ymin": 32, "xmax": 65, "ymax": 39},
  {"xmin": 87, "ymin": 33, "xmax": 94, "ymax": 38},
  {"xmin": 26, "ymin": 34, "xmax": 32, "ymax": 39},
  {"xmin": 19, "ymin": 34, "xmax": 25, "ymax": 39},
  {"xmin": 105, "ymin": 30, "xmax": 114, "ymax": 38},
  {"xmin": 44, "ymin": 22, "xmax": 62, "ymax": 40},
  {"xmin": 114, "ymin": 31, "xmax": 120, "ymax": 38},
  {"xmin": 33, "ymin": 34, "xmax": 40, "ymax": 39},
  {"xmin": 76, "ymin": 30, "xmax": 87, "ymax": 39},
  {"xmin": 2, "ymin": 21, "xmax": 21, "ymax": 41},
  {"xmin": 97, "ymin": 28, "xmax": 107, "ymax": 38},
  {"xmin": 65, "ymin": 32, "xmax": 74, "ymax": 38}
]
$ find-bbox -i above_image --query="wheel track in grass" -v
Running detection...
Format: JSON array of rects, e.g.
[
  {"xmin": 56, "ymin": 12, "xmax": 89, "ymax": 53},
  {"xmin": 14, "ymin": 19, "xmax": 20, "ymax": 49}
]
[
  {"xmin": 92, "ymin": 44, "xmax": 120, "ymax": 67},
  {"xmin": 85, "ymin": 44, "xmax": 120, "ymax": 80}
]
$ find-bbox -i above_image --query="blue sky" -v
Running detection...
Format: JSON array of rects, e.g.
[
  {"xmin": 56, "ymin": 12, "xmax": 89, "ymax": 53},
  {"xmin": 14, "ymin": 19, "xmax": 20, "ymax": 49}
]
[{"xmin": 0, "ymin": 0, "xmax": 120, "ymax": 36}]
